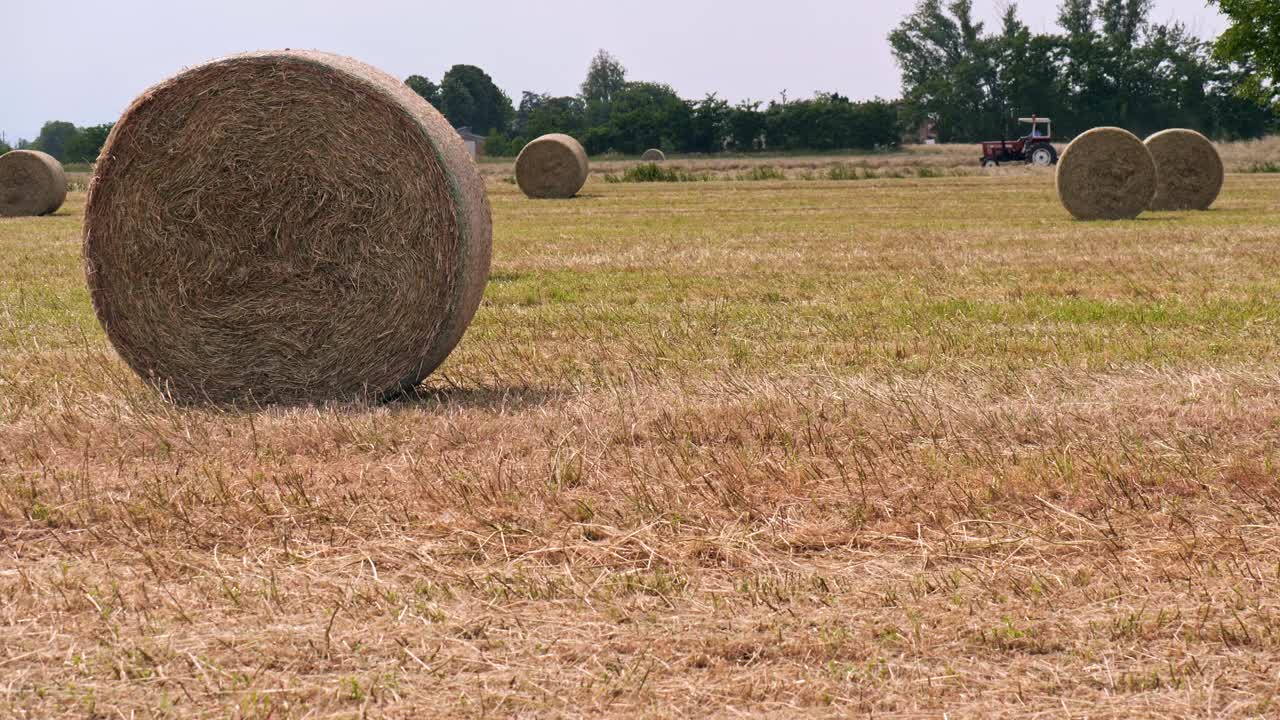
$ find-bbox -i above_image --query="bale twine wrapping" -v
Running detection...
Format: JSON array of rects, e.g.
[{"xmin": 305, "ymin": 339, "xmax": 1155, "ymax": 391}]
[
  {"xmin": 641, "ymin": 148, "xmax": 666, "ymax": 162},
  {"xmin": 1056, "ymin": 127, "xmax": 1156, "ymax": 220},
  {"xmin": 1145, "ymin": 129, "xmax": 1224, "ymax": 211},
  {"xmin": 515, "ymin": 134, "xmax": 588, "ymax": 198},
  {"xmin": 83, "ymin": 50, "xmax": 492, "ymax": 405},
  {"xmin": 0, "ymin": 150, "xmax": 67, "ymax": 217}
]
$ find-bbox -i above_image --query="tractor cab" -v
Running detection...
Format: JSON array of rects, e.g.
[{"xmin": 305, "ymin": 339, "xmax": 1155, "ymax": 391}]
[
  {"xmin": 1020, "ymin": 116, "xmax": 1052, "ymax": 142},
  {"xmin": 980, "ymin": 116, "xmax": 1058, "ymax": 167}
]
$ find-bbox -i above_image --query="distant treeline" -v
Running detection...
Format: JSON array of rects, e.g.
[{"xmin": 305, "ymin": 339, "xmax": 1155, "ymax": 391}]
[
  {"xmin": 407, "ymin": 54, "xmax": 901, "ymax": 156},
  {"xmin": 8, "ymin": 0, "xmax": 1274, "ymax": 163},
  {"xmin": 892, "ymin": 0, "xmax": 1276, "ymax": 142},
  {"xmin": 1, "ymin": 121, "xmax": 113, "ymax": 163},
  {"xmin": 408, "ymin": 1, "xmax": 1275, "ymax": 154}
]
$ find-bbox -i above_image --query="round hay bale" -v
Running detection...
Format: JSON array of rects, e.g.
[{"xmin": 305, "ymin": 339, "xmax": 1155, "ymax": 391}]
[
  {"xmin": 1145, "ymin": 129, "xmax": 1223, "ymax": 211},
  {"xmin": 515, "ymin": 134, "xmax": 588, "ymax": 199},
  {"xmin": 0, "ymin": 150, "xmax": 67, "ymax": 217},
  {"xmin": 83, "ymin": 50, "xmax": 492, "ymax": 405},
  {"xmin": 1056, "ymin": 127, "xmax": 1156, "ymax": 220},
  {"xmin": 641, "ymin": 148, "xmax": 665, "ymax": 162}
]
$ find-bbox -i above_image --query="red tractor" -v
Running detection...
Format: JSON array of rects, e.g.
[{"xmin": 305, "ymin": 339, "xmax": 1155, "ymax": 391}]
[{"xmin": 979, "ymin": 116, "xmax": 1057, "ymax": 167}]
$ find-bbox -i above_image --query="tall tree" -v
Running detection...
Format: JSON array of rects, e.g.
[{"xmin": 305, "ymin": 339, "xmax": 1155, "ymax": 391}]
[
  {"xmin": 438, "ymin": 65, "xmax": 514, "ymax": 135},
  {"xmin": 30, "ymin": 121, "xmax": 79, "ymax": 161},
  {"xmin": 1210, "ymin": 0, "xmax": 1280, "ymax": 106},
  {"xmin": 1055, "ymin": 0, "xmax": 1103, "ymax": 130},
  {"xmin": 889, "ymin": 0, "xmax": 1000, "ymax": 141},
  {"xmin": 515, "ymin": 92, "xmax": 587, "ymax": 139},
  {"xmin": 63, "ymin": 123, "xmax": 114, "ymax": 163},
  {"xmin": 514, "ymin": 91, "xmax": 544, "ymax": 134},
  {"xmin": 764, "ymin": 95, "xmax": 900, "ymax": 150},
  {"xmin": 727, "ymin": 101, "xmax": 766, "ymax": 151},
  {"xmin": 689, "ymin": 94, "xmax": 731, "ymax": 153},
  {"xmin": 580, "ymin": 50, "xmax": 627, "ymax": 125},
  {"xmin": 993, "ymin": 5, "xmax": 1064, "ymax": 123},
  {"xmin": 1094, "ymin": 0, "xmax": 1154, "ymax": 121},
  {"xmin": 583, "ymin": 82, "xmax": 690, "ymax": 154},
  {"xmin": 405, "ymin": 75, "xmax": 441, "ymax": 107}
]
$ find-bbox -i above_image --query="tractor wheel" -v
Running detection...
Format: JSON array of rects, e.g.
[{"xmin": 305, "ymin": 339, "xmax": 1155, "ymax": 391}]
[
  {"xmin": 981, "ymin": 158, "xmax": 998, "ymax": 168},
  {"xmin": 1028, "ymin": 144, "xmax": 1057, "ymax": 167}
]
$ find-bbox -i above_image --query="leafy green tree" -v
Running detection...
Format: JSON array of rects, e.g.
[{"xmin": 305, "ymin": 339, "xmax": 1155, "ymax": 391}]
[
  {"xmin": 765, "ymin": 95, "xmax": 900, "ymax": 150},
  {"xmin": 482, "ymin": 130, "xmax": 520, "ymax": 156},
  {"xmin": 891, "ymin": 0, "xmax": 1272, "ymax": 141},
  {"xmin": 405, "ymin": 75, "xmax": 441, "ymax": 106},
  {"xmin": 992, "ymin": 6, "xmax": 1064, "ymax": 126},
  {"xmin": 1056, "ymin": 0, "xmax": 1099, "ymax": 126},
  {"xmin": 1136, "ymin": 22, "xmax": 1212, "ymax": 132},
  {"xmin": 689, "ymin": 94, "xmax": 731, "ymax": 153},
  {"xmin": 1211, "ymin": 0, "xmax": 1280, "ymax": 106},
  {"xmin": 1091, "ymin": 0, "xmax": 1154, "ymax": 123},
  {"xmin": 598, "ymin": 82, "xmax": 692, "ymax": 154},
  {"xmin": 889, "ymin": 0, "xmax": 1001, "ymax": 142},
  {"xmin": 580, "ymin": 50, "xmax": 627, "ymax": 125},
  {"xmin": 1207, "ymin": 62, "xmax": 1275, "ymax": 138},
  {"xmin": 440, "ymin": 75, "xmax": 476, "ymax": 128},
  {"xmin": 438, "ymin": 65, "xmax": 514, "ymax": 135},
  {"xmin": 728, "ymin": 101, "xmax": 766, "ymax": 151},
  {"xmin": 514, "ymin": 91, "xmax": 543, "ymax": 134},
  {"xmin": 31, "ymin": 121, "xmax": 79, "ymax": 161},
  {"xmin": 523, "ymin": 95, "xmax": 588, "ymax": 139},
  {"xmin": 502, "ymin": 92, "xmax": 589, "ymax": 154},
  {"xmin": 64, "ymin": 123, "xmax": 114, "ymax": 163},
  {"xmin": 0, "ymin": 135, "xmax": 11, "ymax": 155}
]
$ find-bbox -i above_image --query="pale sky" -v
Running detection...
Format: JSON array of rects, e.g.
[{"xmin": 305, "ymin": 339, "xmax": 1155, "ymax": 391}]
[{"xmin": 1, "ymin": 0, "xmax": 1227, "ymax": 144}]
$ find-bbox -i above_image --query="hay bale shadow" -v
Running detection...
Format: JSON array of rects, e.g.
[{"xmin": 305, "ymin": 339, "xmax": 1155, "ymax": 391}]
[{"xmin": 390, "ymin": 381, "xmax": 560, "ymax": 412}]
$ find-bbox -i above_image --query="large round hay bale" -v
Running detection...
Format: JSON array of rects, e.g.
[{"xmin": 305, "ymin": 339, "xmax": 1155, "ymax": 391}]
[
  {"xmin": 641, "ymin": 148, "xmax": 665, "ymax": 162},
  {"xmin": 515, "ymin": 134, "xmax": 588, "ymax": 199},
  {"xmin": 1145, "ymin": 129, "xmax": 1223, "ymax": 211},
  {"xmin": 1056, "ymin": 127, "xmax": 1156, "ymax": 221},
  {"xmin": 83, "ymin": 50, "xmax": 492, "ymax": 405},
  {"xmin": 0, "ymin": 150, "xmax": 67, "ymax": 217}
]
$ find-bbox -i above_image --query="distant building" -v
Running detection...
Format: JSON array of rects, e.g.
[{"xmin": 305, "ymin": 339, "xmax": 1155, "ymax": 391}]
[
  {"xmin": 912, "ymin": 119, "xmax": 939, "ymax": 145},
  {"xmin": 455, "ymin": 127, "xmax": 486, "ymax": 159}
]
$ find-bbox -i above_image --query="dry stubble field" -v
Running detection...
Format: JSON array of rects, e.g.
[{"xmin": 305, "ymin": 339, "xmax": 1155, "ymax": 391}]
[{"xmin": 3, "ymin": 156, "xmax": 1280, "ymax": 718}]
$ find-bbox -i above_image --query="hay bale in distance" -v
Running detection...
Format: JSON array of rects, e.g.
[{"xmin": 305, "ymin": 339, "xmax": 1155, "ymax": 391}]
[
  {"xmin": 515, "ymin": 134, "xmax": 588, "ymax": 199},
  {"xmin": 1145, "ymin": 129, "xmax": 1224, "ymax": 211},
  {"xmin": 0, "ymin": 150, "xmax": 67, "ymax": 217},
  {"xmin": 1056, "ymin": 127, "xmax": 1156, "ymax": 220},
  {"xmin": 641, "ymin": 148, "xmax": 666, "ymax": 162},
  {"xmin": 83, "ymin": 50, "xmax": 492, "ymax": 405}
]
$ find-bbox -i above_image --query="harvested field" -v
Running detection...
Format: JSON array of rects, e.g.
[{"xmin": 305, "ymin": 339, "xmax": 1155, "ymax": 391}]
[
  {"xmin": 480, "ymin": 143, "xmax": 1035, "ymax": 181},
  {"xmin": 3, "ymin": 166, "xmax": 1280, "ymax": 717},
  {"xmin": 479, "ymin": 137, "xmax": 1280, "ymax": 182}
]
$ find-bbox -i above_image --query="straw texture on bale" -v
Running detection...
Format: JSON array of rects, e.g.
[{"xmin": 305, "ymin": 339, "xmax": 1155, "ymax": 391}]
[
  {"xmin": 641, "ymin": 148, "xmax": 666, "ymax": 162},
  {"xmin": 83, "ymin": 50, "xmax": 492, "ymax": 405},
  {"xmin": 1056, "ymin": 127, "xmax": 1156, "ymax": 220},
  {"xmin": 1145, "ymin": 128, "xmax": 1224, "ymax": 211},
  {"xmin": 515, "ymin": 134, "xmax": 589, "ymax": 199},
  {"xmin": 0, "ymin": 150, "xmax": 67, "ymax": 217}
]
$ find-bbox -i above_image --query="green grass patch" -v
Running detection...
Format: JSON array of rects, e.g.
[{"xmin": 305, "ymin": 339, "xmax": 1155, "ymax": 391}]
[{"xmin": 604, "ymin": 164, "xmax": 711, "ymax": 183}]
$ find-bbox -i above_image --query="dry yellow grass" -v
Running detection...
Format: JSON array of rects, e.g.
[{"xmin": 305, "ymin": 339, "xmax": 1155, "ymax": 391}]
[
  {"xmin": 3, "ymin": 165, "xmax": 1280, "ymax": 717},
  {"xmin": 479, "ymin": 137, "xmax": 1280, "ymax": 181}
]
